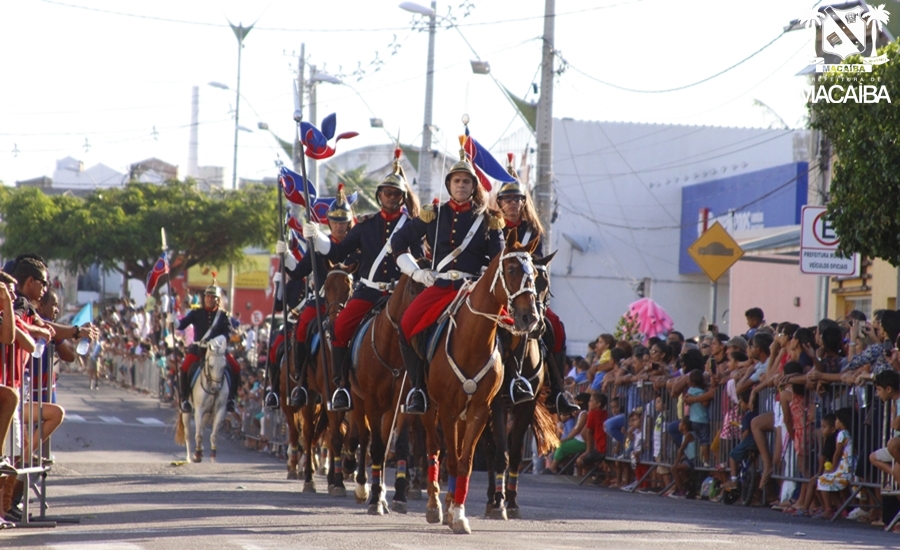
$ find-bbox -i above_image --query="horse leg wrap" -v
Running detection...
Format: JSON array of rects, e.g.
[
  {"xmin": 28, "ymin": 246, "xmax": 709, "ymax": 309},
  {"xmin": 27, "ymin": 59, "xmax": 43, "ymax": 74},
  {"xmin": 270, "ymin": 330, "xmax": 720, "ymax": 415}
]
[
  {"xmin": 289, "ymin": 445, "xmax": 299, "ymax": 457},
  {"xmin": 427, "ymin": 454, "xmax": 439, "ymax": 483},
  {"xmin": 372, "ymin": 464, "xmax": 382, "ymax": 488},
  {"xmin": 454, "ymin": 475, "xmax": 470, "ymax": 506},
  {"xmin": 495, "ymin": 473, "xmax": 504, "ymax": 494},
  {"xmin": 507, "ymin": 472, "xmax": 519, "ymax": 493},
  {"xmin": 396, "ymin": 460, "xmax": 407, "ymax": 480},
  {"xmin": 447, "ymin": 475, "xmax": 457, "ymax": 500}
]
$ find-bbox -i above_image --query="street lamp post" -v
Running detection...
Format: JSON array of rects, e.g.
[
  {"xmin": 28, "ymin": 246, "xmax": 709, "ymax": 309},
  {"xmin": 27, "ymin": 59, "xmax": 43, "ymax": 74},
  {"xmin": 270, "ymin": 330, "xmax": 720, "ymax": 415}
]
[
  {"xmin": 229, "ymin": 22, "xmax": 253, "ymax": 192},
  {"xmin": 400, "ymin": 1, "xmax": 437, "ymax": 202}
]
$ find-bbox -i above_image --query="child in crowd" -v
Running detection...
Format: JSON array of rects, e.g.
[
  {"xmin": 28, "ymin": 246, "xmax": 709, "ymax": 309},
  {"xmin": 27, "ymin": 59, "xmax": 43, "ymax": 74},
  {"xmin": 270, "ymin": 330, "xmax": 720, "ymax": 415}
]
[
  {"xmin": 576, "ymin": 392, "xmax": 609, "ymax": 481},
  {"xmin": 670, "ymin": 417, "xmax": 697, "ymax": 498},
  {"xmin": 545, "ymin": 393, "xmax": 590, "ymax": 474},
  {"xmin": 683, "ymin": 369, "xmax": 713, "ymax": 467},
  {"xmin": 871, "ymin": 369, "xmax": 900, "ymax": 489},
  {"xmin": 649, "ymin": 393, "xmax": 672, "ymax": 494},
  {"xmin": 792, "ymin": 412, "xmax": 838, "ymax": 517},
  {"xmin": 816, "ymin": 407, "xmax": 854, "ymax": 520},
  {"xmin": 724, "ymin": 389, "xmax": 758, "ymax": 491},
  {"xmin": 620, "ymin": 409, "xmax": 644, "ymax": 492}
]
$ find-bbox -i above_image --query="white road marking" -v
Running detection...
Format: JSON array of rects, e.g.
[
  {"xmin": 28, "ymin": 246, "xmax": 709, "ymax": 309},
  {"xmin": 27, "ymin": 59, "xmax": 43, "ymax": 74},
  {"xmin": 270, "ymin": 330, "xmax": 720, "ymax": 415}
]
[
  {"xmin": 65, "ymin": 413, "xmax": 86, "ymax": 422},
  {"xmin": 47, "ymin": 543, "xmax": 144, "ymax": 550},
  {"xmin": 98, "ymin": 416, "xmax": 124, "ymax": 424},
  {"xmin": 136, "ymin": 417, "xmax": 165, "ymax": 426}
]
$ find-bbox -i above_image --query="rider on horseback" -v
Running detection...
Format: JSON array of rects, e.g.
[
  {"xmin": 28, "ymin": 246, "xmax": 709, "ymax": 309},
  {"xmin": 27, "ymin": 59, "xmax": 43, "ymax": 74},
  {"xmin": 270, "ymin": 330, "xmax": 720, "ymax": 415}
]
[
  {"xmin": 390, "ymin": 145, "xmax": 526, "ymax": 415},
  {"xmin": 263, "ymin": 250, "xmax": 305, "ymax": 409},
  {"xmin": 496, "ymin": 155, "xmax": 579, "ymax": 415},
  {"xmin": 177, "ymin": 283, "xmax": 241, "ymax": 414},
  {"xmin": 273, "ymin": 186, "xmax": 355, "ymax": 409},
  {"xmin": 303, "ymin": 149, "xmax": 422, "ymax": 412}
]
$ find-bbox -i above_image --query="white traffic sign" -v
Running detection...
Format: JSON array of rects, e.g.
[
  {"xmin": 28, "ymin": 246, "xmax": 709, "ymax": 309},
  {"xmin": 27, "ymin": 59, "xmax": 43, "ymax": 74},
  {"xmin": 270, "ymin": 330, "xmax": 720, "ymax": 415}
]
[
  {"xmin": 799, "ymin": 206, "xmax": 858, "ymax": 276},
  {"xmin": 251, "ymin": 310, "xmax": 264, "ymax": 326}
]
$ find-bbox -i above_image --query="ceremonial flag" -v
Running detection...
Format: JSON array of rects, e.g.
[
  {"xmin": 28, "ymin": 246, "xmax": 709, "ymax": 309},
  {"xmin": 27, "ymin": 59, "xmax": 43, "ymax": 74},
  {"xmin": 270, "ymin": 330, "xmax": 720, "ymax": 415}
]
[
  {"xmin": 463, "ymin": 128, "xmax": 516, "ymax": 192},
  {"xmin": 279, "ymin": 166, "xmax": 318, "ymax": 206},
  {"xmin": 145, "ymin": 252, "xmax": 169, "ymax": 295}
]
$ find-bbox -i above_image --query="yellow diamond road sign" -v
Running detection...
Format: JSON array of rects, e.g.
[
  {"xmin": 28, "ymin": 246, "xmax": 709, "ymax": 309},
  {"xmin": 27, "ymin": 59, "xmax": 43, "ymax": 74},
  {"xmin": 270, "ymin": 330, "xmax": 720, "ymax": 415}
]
[{"xmin": 687, "ymin": 222, "xmax": 744, "ymax": 282}]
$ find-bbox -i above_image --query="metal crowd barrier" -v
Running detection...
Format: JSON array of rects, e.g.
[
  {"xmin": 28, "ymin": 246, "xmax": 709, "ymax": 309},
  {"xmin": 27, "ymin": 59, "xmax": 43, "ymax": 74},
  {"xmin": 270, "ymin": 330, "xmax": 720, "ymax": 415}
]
[{"xmin": 550, "ymin": 374, "xmax": 900, "ymax": 525}]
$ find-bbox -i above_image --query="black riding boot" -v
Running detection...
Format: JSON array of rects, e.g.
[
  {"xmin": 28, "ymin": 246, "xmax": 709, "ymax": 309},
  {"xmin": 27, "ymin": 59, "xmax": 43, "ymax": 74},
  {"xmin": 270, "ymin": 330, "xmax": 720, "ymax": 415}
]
[
  {"xmin": 545, "ymin": 353, "xmax": 579, "ymax": 414},
  {"xmin": 227, "ymin": 370, "xmax": 240, "ymax": 412},
  {"xmin": 330, "ymin": 346, "xmax": 352, "ymax": 411},
  {"xmin": 264, "ymin": 356, "xmax": 281, "ymax": 409},
  {"xmin": 289, "ymin": 341, "xmax": 309, "ymax": 408},
  {"xmin": 400, "ymin": 341, "xmax": 427, "ymax": 414},
  {"xmin": 179, "ymin": 371, "xmax": 193, "ymax": 413}
]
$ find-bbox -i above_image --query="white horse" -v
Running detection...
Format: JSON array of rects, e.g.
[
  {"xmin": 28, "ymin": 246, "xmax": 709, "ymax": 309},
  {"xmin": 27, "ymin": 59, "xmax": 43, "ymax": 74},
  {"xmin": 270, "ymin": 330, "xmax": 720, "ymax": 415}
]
[{"xmin": 175, "ymin": 336, "xmax": 230, "ymax": 463}]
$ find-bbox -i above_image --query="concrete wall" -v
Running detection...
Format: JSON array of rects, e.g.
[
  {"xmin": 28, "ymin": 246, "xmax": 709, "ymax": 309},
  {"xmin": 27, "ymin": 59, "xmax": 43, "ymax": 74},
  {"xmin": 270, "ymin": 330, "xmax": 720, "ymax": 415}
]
[{"xmin": 728, "ymin": 257, "xmax": 817, "ymax": 333}]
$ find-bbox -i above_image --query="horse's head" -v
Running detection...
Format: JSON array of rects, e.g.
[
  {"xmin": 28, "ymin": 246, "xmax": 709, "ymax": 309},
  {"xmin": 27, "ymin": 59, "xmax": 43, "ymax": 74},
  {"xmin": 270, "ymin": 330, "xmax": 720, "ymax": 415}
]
[
  {"xmin": 323, "ymin": 262, "xmax": 355, "ymax": 324},
  {"xmin": 492, "ymin": 227, "xmax": 541, "ymax": 335}
]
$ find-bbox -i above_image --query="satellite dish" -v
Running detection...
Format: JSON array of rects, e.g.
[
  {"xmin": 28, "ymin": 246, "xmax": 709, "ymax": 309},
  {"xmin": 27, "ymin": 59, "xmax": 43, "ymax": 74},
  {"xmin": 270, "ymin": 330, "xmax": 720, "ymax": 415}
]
[
  {"xmin": 698, "ymin": 316, "xmax": 708, "ymax": 337},
  {"xmin": 562, "ymin": 233, "xmax": 587, "ymax": 253}
]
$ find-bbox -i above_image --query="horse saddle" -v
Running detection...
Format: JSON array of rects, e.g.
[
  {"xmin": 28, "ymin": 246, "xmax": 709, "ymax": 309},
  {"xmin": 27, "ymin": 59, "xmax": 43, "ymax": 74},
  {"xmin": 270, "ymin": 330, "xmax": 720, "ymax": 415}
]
[
  {"xmin": 348, "ymin": 295, "xmax": 390, "ymax": 373},
  {"xmin": 411, "ymin": 316, "xmax": 452, "ymax": 366},
  {"xmin": 304, "ymin": 319, "xmax": 324, "ymax": 370}
]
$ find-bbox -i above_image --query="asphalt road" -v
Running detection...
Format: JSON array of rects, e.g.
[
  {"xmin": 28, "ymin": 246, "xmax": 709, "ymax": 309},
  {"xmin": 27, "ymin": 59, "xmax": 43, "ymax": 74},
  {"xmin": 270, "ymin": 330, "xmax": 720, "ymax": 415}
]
[{"xmin": 1, "ymin": 374, "xmax": 897, "ymax": 549}]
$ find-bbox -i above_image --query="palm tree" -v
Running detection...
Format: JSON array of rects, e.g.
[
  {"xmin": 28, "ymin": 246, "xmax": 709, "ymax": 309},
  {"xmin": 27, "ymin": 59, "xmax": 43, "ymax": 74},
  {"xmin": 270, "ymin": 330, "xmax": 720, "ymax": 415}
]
[
  {"xmin": 863, "ymin": 4, "xmax": 891, "ymax": 59},
  {"xmin": 322, "ymin": 165, "xmax": 380, "ymax": 214}
]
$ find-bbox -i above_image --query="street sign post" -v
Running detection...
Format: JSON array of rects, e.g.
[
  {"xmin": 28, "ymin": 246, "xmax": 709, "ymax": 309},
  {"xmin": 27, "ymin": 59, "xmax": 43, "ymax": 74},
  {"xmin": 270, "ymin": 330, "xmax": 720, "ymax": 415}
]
[
  {"xmin": 688, "ymin": 222, "xmax": 745, "ymax": 282},
  {"xmin": 799, "ymin": 206, "xmax": 858, "ymax": 276},
  {"xmin": 251, "ymin": 310, "xmax": 264, "ymax": 326}
]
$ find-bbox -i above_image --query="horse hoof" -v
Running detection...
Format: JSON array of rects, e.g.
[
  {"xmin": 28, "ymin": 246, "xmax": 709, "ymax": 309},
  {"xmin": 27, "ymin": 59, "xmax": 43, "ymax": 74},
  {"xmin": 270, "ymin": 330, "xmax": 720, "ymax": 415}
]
[
  {"xmin": 367, "ymin": 503, "xmax": 384, "ymax": 515},
  {"xmin": 287, "ymin": 471, "xmax": 299, "ymax": 480},
  {"xmin": 407, "ymin": 488, "xmax": 423, "ymax": 500},
  {"xmin": 489, "ymin": 505, "xmax": 508, "ymax": 521},
  {"xmin": 426, "ymin": 507, "xmax": 442, "ymax": 524},
  {"xmin": 193, "ymin": 455, "xmax": 202, "ymax": 463},
  {"xmin": 391, "ymin": 500, "xmax": 408, "ymax": 514},
  {"xmin": 451, "ymin": 506, "xmax": 471, "ymax": 534},
  {"xmin": 330, "ymin": 486, "xmax": 347, "ymax": 497},
  {"xmin": 354, "ymin": 482, "xmax": 370, "ymax": 504},
  {"xmin": 302, "ymin": 481, "xmax": 316, "ymax": 493},
  {"xmin": 507, "ymin": 507, "xmax": 521, "ymax": 519}
]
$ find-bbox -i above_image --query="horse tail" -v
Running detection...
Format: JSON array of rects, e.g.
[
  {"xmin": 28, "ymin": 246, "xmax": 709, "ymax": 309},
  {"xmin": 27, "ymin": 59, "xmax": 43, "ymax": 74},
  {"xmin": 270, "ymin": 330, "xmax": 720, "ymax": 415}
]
[
  {"xmin": 175, "ymin": 412, "xmax": 186, "ymax": 446},
  {"xmin": 530, "ymin": 398, "xmax": 559, "ymax": 456}
]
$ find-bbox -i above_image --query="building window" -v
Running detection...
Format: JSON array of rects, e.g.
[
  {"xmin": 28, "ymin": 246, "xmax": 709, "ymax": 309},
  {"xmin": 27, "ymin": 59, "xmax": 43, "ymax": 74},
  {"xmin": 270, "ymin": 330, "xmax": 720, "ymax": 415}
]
[{"xmin": 843, "ymin": 297, "xmax": 872, "ymax": 320}]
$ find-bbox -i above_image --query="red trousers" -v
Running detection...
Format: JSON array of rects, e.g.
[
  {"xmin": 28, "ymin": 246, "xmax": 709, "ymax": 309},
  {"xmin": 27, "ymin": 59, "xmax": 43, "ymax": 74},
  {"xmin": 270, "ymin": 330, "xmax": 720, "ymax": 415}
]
[
  {"xmin": 545, "ymin": 307, "xmax": 566, "ymax": 353},
  {"xmin": 269, "ymin": 333, "xmax": 285, "ymax": 365},
  {"xmin": 400, "ymin": 284, "xmax": 458, "ymax": 340},
  {"xmin": 181, "ymin": 351, "xmax": 241, "ymax": 375},
  {"xmin": 333, "ymin": 298, "xmax": 374, "ymax": 347},
  {"xmin": 294, "ymin": 304, "xmax": 325, "ymax": 343}
]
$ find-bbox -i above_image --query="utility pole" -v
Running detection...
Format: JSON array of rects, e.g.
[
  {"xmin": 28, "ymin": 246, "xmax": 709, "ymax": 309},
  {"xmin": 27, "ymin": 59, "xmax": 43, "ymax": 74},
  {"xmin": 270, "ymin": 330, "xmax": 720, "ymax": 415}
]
[
  {"xmin": 418, "ymin": 1, "xmax": 437, "ymax": 202},
  {"xmin": 294, "ymin": 43, "xmax": 305, "ymax": 171},
  {"xmin": 535, "ymin": 0, "xmax": 556, "ymax": 249}
]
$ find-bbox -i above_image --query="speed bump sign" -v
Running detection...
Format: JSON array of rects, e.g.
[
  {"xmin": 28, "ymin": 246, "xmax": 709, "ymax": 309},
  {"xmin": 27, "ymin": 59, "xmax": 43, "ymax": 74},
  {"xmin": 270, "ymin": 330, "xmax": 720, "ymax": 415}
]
[{"xmin": 688, "ymin": 222, "xmax": 744, "ymax": 282}]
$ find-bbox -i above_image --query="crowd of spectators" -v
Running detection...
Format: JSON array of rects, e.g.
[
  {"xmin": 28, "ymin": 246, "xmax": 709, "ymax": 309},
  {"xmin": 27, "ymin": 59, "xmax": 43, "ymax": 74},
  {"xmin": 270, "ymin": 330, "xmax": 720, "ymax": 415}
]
[{"xmin": 541, "ymin": 306, "xmax": 900, "ymax": 531}]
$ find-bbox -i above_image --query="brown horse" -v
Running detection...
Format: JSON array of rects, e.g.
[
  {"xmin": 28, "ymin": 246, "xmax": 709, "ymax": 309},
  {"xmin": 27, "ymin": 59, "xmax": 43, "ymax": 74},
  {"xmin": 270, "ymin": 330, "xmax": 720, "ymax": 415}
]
[
  {"xmin": 280, "ymin": 265, "xmax": 355, "ymax": 493},
  {"xmin": 349, "ymin": 272, "xmax": 425, "ymax": 515},
  {"xmin": 483, "ymin": 253, "xmax": 561, "ymax": 520},
  {"xmin": 420, "ymin": 231, "xmax": 541, "ymax": 534}
]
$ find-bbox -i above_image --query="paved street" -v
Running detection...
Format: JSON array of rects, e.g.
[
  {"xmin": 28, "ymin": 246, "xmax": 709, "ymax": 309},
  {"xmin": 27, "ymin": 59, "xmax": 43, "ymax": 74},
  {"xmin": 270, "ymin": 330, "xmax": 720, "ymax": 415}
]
[{"xmin": 1, "ymin": 374, "xmax": 896, "ymax": 549}]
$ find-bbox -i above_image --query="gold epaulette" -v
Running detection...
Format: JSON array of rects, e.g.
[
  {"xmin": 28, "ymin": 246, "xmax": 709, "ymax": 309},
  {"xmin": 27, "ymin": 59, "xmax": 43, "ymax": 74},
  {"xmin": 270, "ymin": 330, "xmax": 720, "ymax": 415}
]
[
  {"xmin": 419, "ymin": 204, "xmax": 436, "ymax": 223},
  {"xmin": 357, "ymin": 212, "xmax": 376, "ymax": 222},
  {"xmin": 488, "ymin": 211, "xmax": 504, "ymax": 230}
]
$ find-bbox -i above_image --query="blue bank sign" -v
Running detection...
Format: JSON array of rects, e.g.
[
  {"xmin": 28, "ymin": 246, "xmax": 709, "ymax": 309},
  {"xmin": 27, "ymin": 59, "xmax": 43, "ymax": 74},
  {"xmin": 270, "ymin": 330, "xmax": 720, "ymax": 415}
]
[{"xmin": 679, "ymin": 162, "xmax": 808, "ymax": 275}]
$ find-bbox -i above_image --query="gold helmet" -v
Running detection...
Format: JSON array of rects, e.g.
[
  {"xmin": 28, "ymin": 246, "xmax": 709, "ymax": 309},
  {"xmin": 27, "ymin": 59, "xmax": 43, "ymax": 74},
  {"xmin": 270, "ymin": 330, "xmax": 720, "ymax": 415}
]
[
  {"xmin": 326, "ymin": 183, "xmax": 354, "ymax": 223},
  {"xmin": 496, "ymin": 152, "xmax": 527, "ymax": 201},
  {"xmin": 377, "ymin": 147, "xmax": 408, "ymax": 198},
  {"xmin": 444, "ymin": 136, "xmax": 479, "ymax": 191}
]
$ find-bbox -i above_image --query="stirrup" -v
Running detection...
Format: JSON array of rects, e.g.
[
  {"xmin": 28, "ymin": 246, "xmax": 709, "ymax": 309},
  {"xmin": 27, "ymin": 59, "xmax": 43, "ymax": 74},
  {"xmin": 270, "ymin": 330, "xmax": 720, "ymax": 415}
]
[
  {"xmin": 264, "ymin": 391, "xmax": 280, "ymax": 410},
  {"xmin": 404, "ymin": 388, "xmax": 427, "ymax": 415},
  {"xmin": 555, "ymin": 391, "xmax": 579, "ymax": 414},
  {"xmin": 330, "ymin": 387, "xmax": 352, "ymax": 412},
  {"xmin": 289, "ymin": 386, "xmax": 308, "ymax": 408},
  {"xmin": 509, "ymin": 376, "xmax": 535, "ymax": 405}
]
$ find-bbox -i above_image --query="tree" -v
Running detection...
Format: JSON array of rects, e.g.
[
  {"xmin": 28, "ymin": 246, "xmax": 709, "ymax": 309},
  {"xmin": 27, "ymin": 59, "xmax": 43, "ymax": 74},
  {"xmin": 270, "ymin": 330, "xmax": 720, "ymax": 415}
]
[
  {"xmin": 0, "ymin": 180, "xmax": 279, "ymax": 287},
  {"xmin": 811, "ymin": 41, "xmax": 900, "ymax": 265},
  {"xmin": 322, "ymin": 165, "xmax": 381, "ymax": 214}
]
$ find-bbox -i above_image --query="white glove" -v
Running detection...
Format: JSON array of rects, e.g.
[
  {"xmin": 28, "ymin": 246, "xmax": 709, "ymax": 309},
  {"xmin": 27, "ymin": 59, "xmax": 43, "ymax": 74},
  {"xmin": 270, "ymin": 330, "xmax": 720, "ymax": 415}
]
[
  {"xmin": 285, "ymin": 253, "xmax": 298, "ymax": 271},
  {"xmin": 302, "ymin": 221, "xmax": 318, "ymax": 239},
  {"xmin": 275, "ymin": 240, "xmax": 288, "ymax": 254},
  {"xmin": 412, "ymin": 269, "xmax": 436, "ymax": 287},
  {"xmin": 272, "ymin": 272, "xmax": 283, "ymax": 285}
]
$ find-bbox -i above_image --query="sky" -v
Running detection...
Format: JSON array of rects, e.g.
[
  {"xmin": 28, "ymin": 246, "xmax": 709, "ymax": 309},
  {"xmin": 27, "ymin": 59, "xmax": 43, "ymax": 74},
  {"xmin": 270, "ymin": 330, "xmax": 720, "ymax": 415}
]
[{"xmin": 0, "ymin": 0, "xmax": 826, "ymax": 188}]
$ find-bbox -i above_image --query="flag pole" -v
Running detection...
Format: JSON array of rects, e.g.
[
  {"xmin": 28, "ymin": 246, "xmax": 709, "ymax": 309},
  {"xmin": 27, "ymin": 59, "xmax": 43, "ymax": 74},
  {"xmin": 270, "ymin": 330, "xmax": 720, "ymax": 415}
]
[
  {"xmin": 267, "ymin": 167, "xmax": 288, "ymax": 399},
  {"xmin": 160, "ymin": 227, "xmax": 179, "ymax": 403},
  {"xmin": 293, "ymin": 109, "xmax": 332, "ymax": 407}
]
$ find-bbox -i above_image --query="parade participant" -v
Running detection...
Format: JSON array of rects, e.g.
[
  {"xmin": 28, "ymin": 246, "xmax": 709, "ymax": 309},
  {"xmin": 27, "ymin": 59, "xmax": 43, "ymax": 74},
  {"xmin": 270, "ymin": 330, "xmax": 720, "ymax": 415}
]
[
  {"xmin": 263, "ymin": 243, "xmax": 307, "ymax": 409},
  {"xmin": 390, "ymin": 145, "xmax": 511, "ymax": 414},
  {"xmin": 495, "ymin": 155, "xmax": 578, "ymax": 414},
  {"xmin": 278, "ymin": 187, "xmax": 356, "ymax": 408},
  {"xmin": 176, "ymin": 282, "xmax": 240, "ymax": 413},
  {"xmin": 304, "ymin": 149, "xmax": 422, "ymax": 411}
]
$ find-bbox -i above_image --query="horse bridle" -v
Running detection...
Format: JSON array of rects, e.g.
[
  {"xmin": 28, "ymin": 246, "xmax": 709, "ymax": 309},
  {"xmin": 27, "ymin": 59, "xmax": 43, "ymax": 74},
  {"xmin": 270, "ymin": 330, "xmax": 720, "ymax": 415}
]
[{"xmin": 467, "ymin": 250, "xmax": 538, "ymax": 336}]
